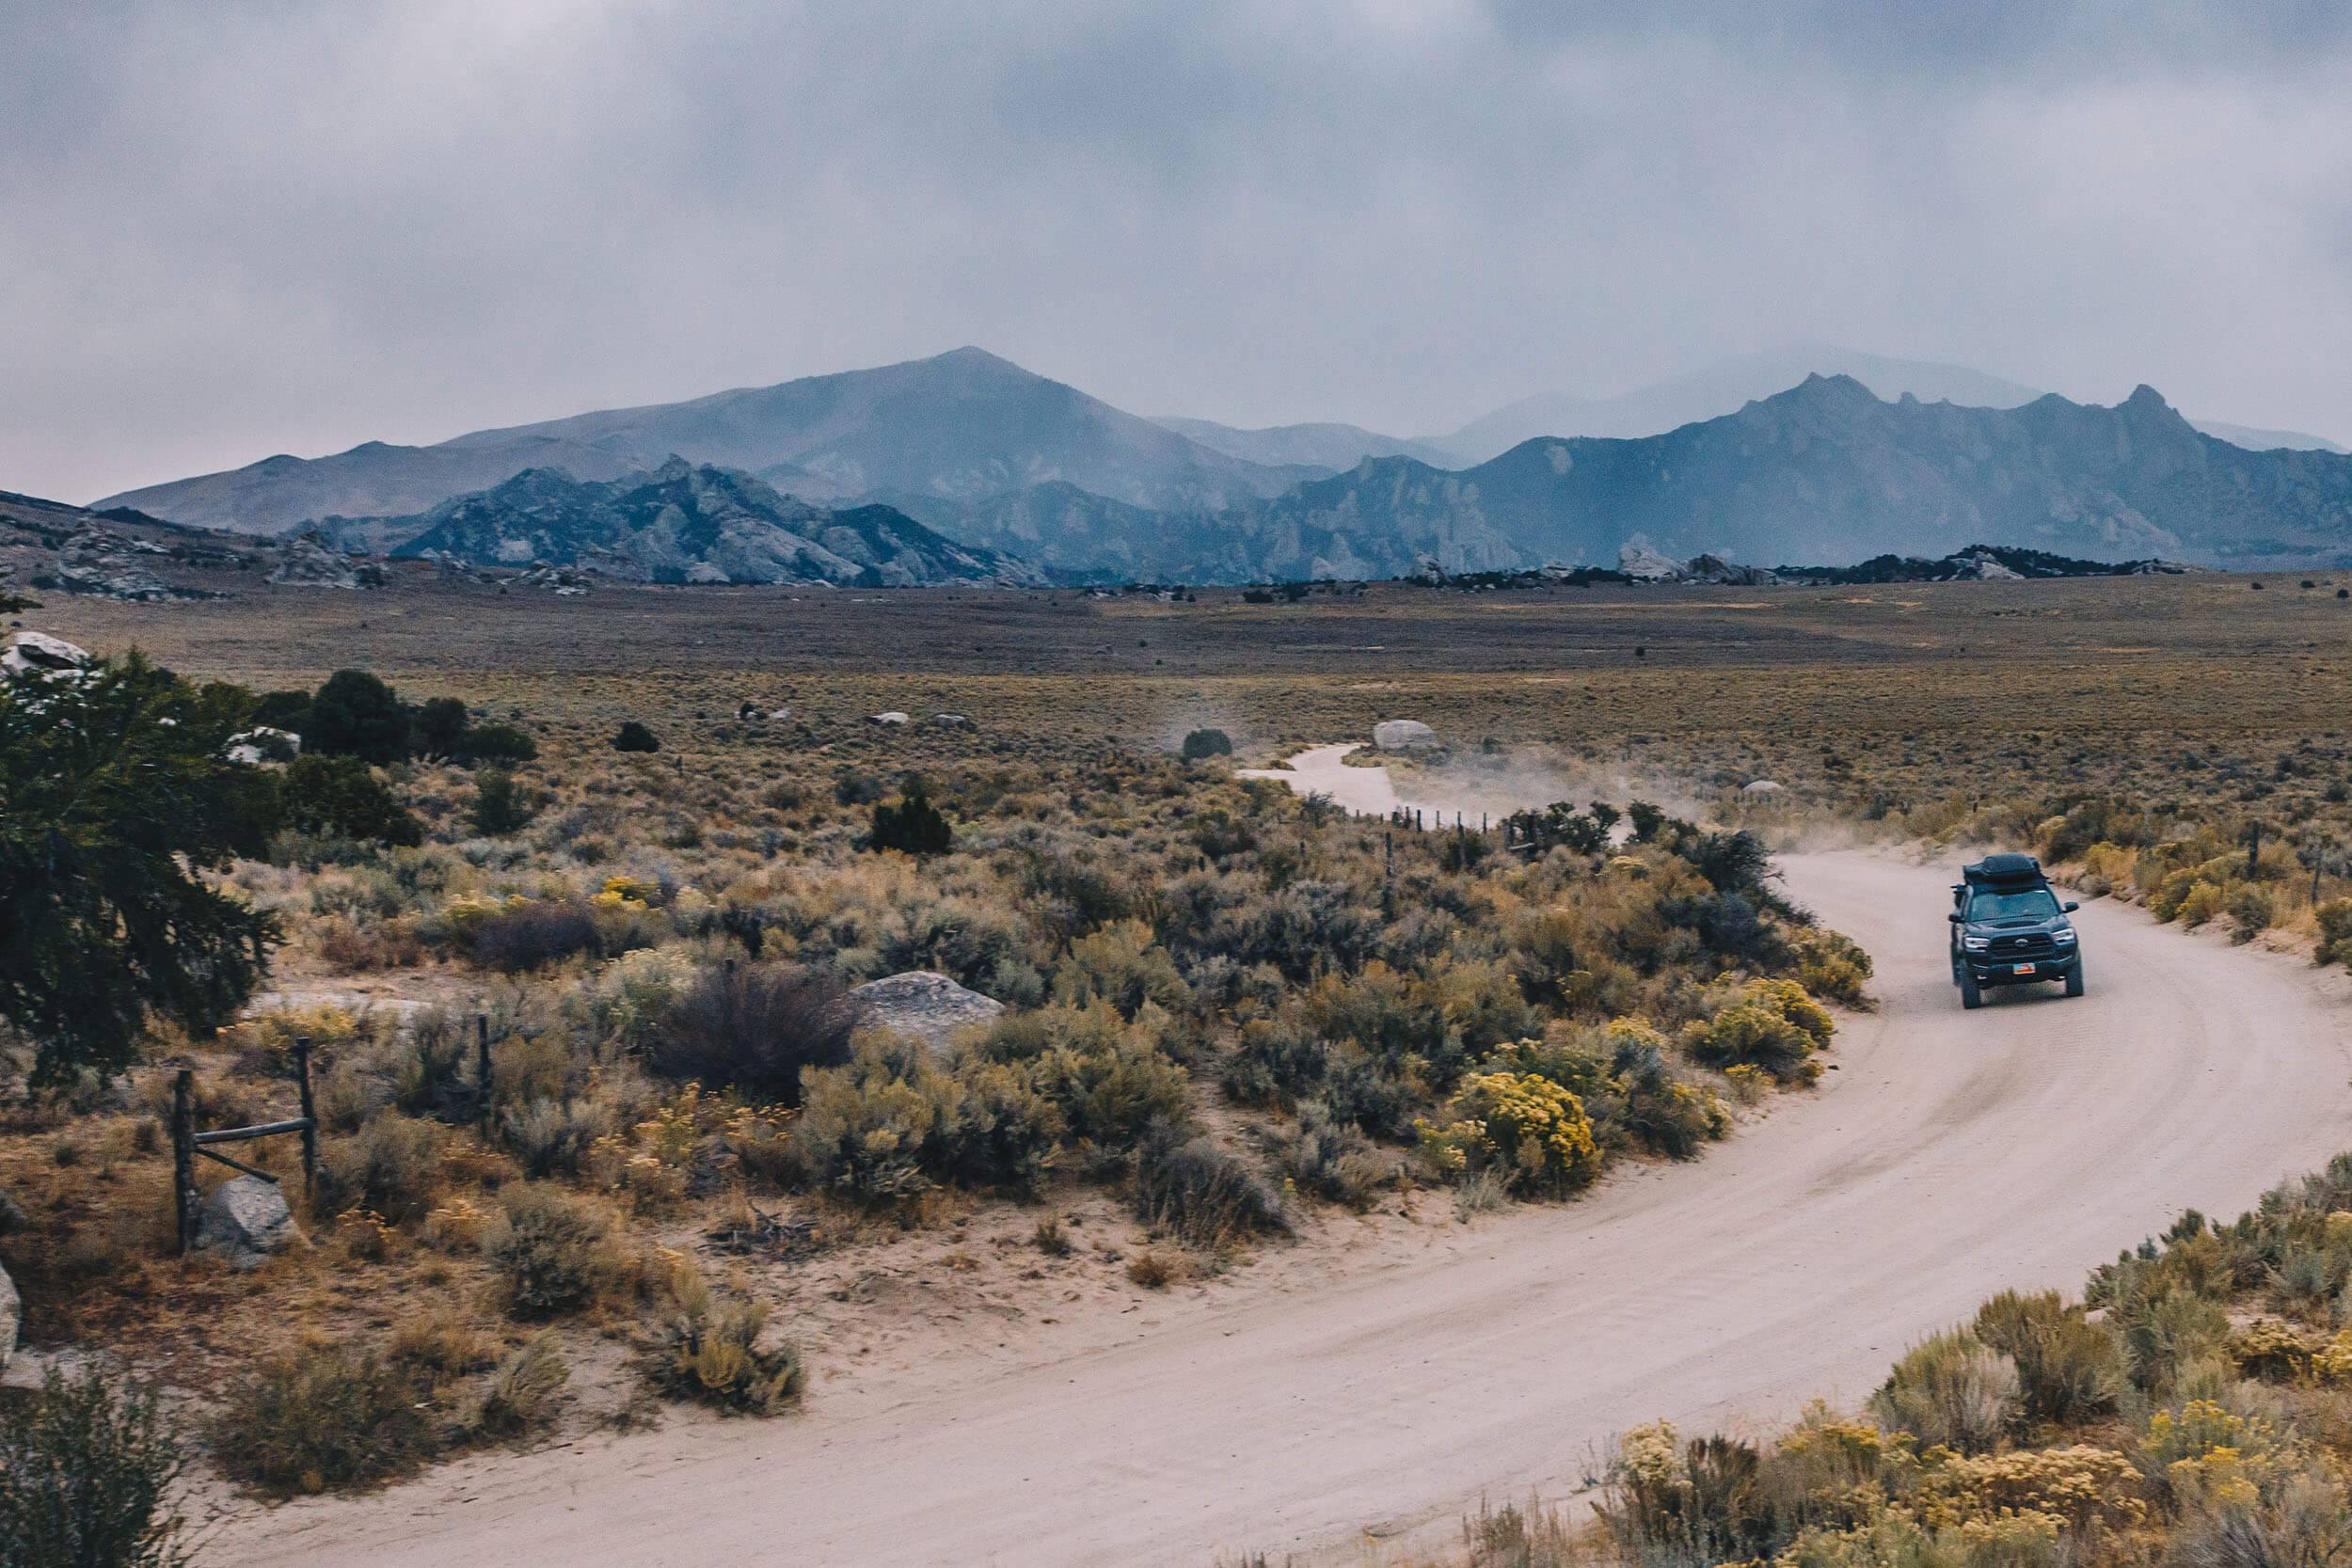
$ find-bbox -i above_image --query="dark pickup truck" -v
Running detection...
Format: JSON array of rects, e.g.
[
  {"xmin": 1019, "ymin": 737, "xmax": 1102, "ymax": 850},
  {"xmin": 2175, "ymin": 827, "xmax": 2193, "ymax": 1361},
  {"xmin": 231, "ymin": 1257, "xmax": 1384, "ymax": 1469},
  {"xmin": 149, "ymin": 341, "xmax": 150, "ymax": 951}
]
[{"xmin": 1950, "ymin": 853, "xmax": 2084, "ymax": 1009}]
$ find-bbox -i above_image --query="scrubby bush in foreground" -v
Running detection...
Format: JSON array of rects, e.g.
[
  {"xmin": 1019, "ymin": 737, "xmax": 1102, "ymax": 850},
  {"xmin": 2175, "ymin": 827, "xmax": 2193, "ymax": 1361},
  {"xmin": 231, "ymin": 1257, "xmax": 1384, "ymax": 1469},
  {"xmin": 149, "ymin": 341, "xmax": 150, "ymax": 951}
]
[
  {"xmin": 652, "ymin": 1266, "xmax": 803, "ymax": 1415},
  {"xmin": 212, "ymin": 1341, "xmax": 436, "ymax": 1497},
  {"xmin": 0, "ymin": 1365, "xmax": 187, "ymax": 1567},
  {"xmin": 643, "ymin": 962, "xmax": 854, "ymax": 1107},
  {"xmin": 1132, "ymin": 1122, "xmax": 1287, "ymax": 1248}
]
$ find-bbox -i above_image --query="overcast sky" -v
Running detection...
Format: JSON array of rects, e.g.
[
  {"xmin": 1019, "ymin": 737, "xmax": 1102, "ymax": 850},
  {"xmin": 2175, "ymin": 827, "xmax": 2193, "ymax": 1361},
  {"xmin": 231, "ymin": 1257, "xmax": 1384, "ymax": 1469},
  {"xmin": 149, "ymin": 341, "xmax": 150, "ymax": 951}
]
[{"xmin": 5, "ymin": 0, "xmax": 2350, "ymax": 501}]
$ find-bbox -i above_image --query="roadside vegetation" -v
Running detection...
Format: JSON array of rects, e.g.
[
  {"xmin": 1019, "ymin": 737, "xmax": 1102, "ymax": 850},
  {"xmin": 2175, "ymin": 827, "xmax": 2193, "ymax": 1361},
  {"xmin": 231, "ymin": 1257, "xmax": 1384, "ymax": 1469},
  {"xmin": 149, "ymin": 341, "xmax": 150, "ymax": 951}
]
[
  {"xmin": 0, "ymin": 648, "xmax": 1859, "ymax": 1503},
  {"xmin": 1323, "ymin": 1155, "xmax": 2352, "ymax": 1568}
]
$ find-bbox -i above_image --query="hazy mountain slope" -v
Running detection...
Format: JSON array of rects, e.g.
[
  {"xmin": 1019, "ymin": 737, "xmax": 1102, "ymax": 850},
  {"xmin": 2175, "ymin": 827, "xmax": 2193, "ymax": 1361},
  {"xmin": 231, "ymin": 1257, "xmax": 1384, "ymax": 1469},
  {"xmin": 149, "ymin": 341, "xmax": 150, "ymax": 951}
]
[
  {"xmin": 1234, "ymin": 377, "xmax": 2352, "ymax": 577},
  {"xmin": 386, "ymin": 460, "xmax": 1038, "ymax": 586},
  {"xmin": 98, "ymin": 348, "xmax": 1306, "ymax": 533},
  {"xmin": 1433, "ymin": 344, "xmax": 2046, "ymax": 463},
  {"xmin": 2189, "ymin": 419, "xmax": 2346, "ymax": 454},
  {"xmin": 94, "ymin": 437, "xmax": 651, "ymax": 535},
  {"xmin": 1149, "ymin": 417, "xmax": 1455, "ymax": 471}
]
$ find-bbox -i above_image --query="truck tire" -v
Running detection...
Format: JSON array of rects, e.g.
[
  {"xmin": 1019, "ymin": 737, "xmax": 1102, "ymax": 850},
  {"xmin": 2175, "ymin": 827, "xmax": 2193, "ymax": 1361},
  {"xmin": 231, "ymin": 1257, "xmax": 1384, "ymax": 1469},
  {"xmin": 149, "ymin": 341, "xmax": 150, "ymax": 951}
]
[
  {"xmin": 1961, "ymin": 971, "xmax": 1982, "ymax": 1009},
  {"xmin": 2065, "ymin": 964, "xmax": 2085, "ymax": 998}
]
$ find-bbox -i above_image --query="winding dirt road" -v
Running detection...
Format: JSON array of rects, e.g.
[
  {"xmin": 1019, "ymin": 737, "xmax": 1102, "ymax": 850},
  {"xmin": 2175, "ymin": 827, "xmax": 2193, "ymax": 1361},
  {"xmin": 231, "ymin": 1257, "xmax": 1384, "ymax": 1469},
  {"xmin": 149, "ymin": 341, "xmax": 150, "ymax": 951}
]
[{"xmin": 209, "ymin": 771, "xmax": 2352, "ymax": 1566}]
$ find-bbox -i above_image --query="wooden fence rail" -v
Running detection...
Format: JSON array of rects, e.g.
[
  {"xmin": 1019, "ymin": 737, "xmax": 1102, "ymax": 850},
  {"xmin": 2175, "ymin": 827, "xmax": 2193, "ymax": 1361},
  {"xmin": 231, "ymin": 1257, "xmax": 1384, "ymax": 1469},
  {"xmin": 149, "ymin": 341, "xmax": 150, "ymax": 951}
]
[{"xmin": 170, "ymin": 1035, "xmax": 320, "ymax": 1255}]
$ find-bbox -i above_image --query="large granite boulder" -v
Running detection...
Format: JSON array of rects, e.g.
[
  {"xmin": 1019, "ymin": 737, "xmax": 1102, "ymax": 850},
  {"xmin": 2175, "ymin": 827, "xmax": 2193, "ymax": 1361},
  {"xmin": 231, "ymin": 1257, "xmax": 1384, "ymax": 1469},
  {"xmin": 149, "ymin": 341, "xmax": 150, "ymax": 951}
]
[
  {"xmin": 1617, "ymin": 543, "xmax": 1681, "ymax": 580},
  {"xmin": 195, "ymin": 1175, "xmax": 306, "ymax": 1271},
  {"xmin": 848, "ymin": 971, "xmax": 1005, "ymax": 1057},
  {"xmin": 3, "ymin": 631, "xmax": 89, "ymax": 677},
  {"xmin": 1373, "ymin": 720, "xmax": 1438, "ymax": 752}
]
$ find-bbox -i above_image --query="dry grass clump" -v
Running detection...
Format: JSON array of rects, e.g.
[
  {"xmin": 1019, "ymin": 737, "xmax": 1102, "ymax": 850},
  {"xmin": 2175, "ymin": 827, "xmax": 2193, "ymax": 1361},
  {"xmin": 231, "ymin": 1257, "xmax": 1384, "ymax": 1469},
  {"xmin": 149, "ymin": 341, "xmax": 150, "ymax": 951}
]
[
  {"xmin": 650, "ymin": 1264, "xmax": 803, "ymax": 1415},
  {"xmin": 1132, "ymin": 1124, "xmax": 1287, "ymax": 1249}
]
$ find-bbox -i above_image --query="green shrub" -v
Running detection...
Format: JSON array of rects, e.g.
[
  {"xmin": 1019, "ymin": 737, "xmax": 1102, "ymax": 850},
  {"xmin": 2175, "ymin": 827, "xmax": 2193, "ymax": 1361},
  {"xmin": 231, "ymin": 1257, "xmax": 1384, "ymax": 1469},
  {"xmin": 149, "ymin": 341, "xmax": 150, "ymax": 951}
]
[
  {"xmin": 481, "ymin": 1183, "xmax": 625, "ymax": 1320},
  {"xmin": 453, "ymin": 723, "xmax": 537, "ymax": 766},
  {"xmin": 304, "ymin": 670, "xmax": 408, "ymax": 765},
  {"xmin": 611, "ymin": 721, "xmax": 660, "ymax": 752},
  {"xmin": 0, "ymin": 1364, "xmax": 187, "ymax": 1567},
  {"xmin": 792, "ymin": 1041, "xmax": 954, "ymax": 1202},
  {"xmin": 277, "ymin": 753, "xmax": 424, "ymax": 847},
  {"xmin": 2228, "ymin": 884, "xmax": 2276, "ymax": 941},
  {"xmin": 1868, "ymin": 1330, "xmax": 2017, "ymax": 1454},
  {"xmin": 211, "ymin": 1341, "xmax": 436, "ymax": 1496},
  {"xmin": 411, "ymin": 696, "xmax": 469, "ymax": 757},
  {"xmin": 469, "ymin": 768, "xmax": 538, "ymax": 837},
  {"xmin": 1051, "ymin": 919, "xmax": 1187, "ymax": 1018},
  {"xmin": 1180, "ymin": 728, "xmax": 1233, "ymax": 760},
  {"xmin": 1971, "ymin": 1290, "xmax": 2124, "ymax": 1429},
  {"xmin": 869, "ymin": 784, "xmax": 953, "ymax": 856}
]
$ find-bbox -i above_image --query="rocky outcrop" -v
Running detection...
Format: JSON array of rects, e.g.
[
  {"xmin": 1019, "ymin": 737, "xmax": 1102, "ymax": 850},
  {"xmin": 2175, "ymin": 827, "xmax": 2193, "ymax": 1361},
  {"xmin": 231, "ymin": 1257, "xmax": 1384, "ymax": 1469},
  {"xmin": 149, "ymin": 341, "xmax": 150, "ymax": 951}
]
[
  {"xmin": 848, "ymin": 972, "xmax": 1006, "ymax": 1057},
  {"xmin": 1616, "ymin": 544, "xmax": 1681, "ymax": 581},
  {"xmin": 195, "ymin": 1175, "xmax": 306, "ymax": 1270},
  {"xmin": 267, "ymin": 531, "xmax": 388, "ymax": 589},
  {"xmin": 3, "ymin": 631, "xmax": 89, "ymax": 677},
  {"xmin": 1373, "ymin": 719, "xmax": 1439, "ymax": 752}
]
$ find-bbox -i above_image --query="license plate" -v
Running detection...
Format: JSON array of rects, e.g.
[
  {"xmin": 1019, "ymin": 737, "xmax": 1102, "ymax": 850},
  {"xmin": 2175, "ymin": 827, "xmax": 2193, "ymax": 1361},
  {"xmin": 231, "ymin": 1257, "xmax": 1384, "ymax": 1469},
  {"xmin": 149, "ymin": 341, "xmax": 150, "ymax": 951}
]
[{"xmin": 2011, "ymin": 962, "xmax": 2036, "ymax": 975}]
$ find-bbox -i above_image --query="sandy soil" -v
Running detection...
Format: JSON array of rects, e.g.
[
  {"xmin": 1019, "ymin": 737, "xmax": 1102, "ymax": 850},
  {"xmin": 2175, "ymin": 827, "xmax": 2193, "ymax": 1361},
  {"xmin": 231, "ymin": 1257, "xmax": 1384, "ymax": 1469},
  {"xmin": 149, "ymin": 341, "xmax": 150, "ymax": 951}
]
[{"xmin": 199, "ymin": 760, "xmax": 2352, "ymax": 1567}]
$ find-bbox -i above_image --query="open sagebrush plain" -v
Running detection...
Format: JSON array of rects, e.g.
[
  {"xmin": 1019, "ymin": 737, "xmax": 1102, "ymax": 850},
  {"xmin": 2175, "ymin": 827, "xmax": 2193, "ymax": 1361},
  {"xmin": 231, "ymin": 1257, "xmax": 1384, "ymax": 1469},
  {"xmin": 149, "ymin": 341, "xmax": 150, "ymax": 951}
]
[{"xmin": 12, "ymin": 567, "xmax": 2352, "ymax": 1566}]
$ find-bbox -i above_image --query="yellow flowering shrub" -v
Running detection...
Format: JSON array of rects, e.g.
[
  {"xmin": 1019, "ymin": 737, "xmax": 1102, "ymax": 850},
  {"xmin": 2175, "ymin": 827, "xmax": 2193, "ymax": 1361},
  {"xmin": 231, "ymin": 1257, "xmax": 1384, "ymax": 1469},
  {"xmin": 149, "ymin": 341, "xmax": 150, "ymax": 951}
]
[
  {"xmin": 1417, "ymin": 1070, "xmax": 1600, "ymax": 1196},
  {"xmin": 2311, "ymin": 1329, "xmax": 2352, "ymax": 1384},
  {"xmin": 439, "ymin": 891, "xmax": 527, "ymax": 938},
  {"xmin": 1742, "ymin": 977, "xmax": 1836, "ymax": 1046},
  {"xmin": 1916, "ymin": 1445, "xmax": 2145, "ymax": 1531},
  {"xmin": 2232, "ymin": 1319, "xmax": 2319, "ymax": 1381}
]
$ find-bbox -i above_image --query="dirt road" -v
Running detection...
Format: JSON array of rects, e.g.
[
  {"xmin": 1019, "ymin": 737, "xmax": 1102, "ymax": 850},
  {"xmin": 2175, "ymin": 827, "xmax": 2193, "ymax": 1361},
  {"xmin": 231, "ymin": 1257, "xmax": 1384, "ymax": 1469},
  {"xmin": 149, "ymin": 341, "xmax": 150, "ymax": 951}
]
[{"xmin": 209, "ymin": 832, "xmax": 2352, "ymax": 1565}]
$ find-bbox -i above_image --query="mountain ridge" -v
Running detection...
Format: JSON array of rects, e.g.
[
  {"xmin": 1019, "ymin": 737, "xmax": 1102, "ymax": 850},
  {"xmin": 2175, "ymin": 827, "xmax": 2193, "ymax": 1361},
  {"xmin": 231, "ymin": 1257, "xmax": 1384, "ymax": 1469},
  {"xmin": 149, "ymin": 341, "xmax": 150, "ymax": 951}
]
[
  {"xmin": 383, "ymin": 458, "xmax": 1039, "ymax": 587},
  {"xmin": 97, "ymin": 347, "xmax": 1311, "ymax": 534}
]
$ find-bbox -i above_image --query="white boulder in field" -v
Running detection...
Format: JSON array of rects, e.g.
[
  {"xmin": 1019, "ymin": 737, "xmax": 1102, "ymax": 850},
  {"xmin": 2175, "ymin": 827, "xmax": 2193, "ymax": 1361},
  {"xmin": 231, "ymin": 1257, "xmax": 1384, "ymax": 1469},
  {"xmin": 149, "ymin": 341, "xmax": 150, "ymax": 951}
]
[
  {"xmin": 1742, "ymin": 780, "xmax": 1784, "ymax": 795},
  {"xmin": 867, "ymin": 710, "xmax": 910, "ymax": 726},
  {"xmin": 3, "ymin": 631, "xmax": 90, "ymax": 676},
  {"xmin": 849, "ymin": 971, "xmax": 1006, "ymax": 1057},
  {"xmin": 1373, "ymin": 720, "xmax": 1438, "ymax": 752}
]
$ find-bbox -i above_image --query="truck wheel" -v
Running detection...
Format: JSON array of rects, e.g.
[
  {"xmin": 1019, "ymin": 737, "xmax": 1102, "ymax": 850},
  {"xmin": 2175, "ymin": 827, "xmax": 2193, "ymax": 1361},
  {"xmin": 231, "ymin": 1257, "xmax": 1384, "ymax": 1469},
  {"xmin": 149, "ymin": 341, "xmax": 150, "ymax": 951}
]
[
  {"xmin": 2065, "ymin": 965, "xmax": 2085, "ymax": 998},
  {"xmin": 1961, "ymin": 972, "xmax": 1982, "ymax": 1010}
]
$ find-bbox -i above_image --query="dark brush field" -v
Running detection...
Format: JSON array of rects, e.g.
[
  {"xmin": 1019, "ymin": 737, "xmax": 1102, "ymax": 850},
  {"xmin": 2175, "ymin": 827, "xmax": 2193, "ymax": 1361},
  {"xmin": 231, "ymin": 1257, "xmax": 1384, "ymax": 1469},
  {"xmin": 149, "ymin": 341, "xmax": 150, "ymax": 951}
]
[{"xmin": 24, "ymin": 569, "xmax": 2352, "ymax": 762}]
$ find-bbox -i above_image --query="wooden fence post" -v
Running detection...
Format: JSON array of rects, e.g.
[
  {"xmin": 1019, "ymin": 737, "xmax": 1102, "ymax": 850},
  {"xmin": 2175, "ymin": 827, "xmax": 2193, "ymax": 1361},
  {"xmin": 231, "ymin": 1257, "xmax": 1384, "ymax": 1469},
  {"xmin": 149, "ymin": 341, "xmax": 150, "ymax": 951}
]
[
  {"xmin": 171, "ymin": 1068, "xmax": 198, "ymax": 1255},
  {"xmin": 476, "ymin": 1012, "xmax": 494, "ymax": 1134},
  {"xmin": 292, "ymin": 1036, "xmax": 319, "ymax": 1198}
]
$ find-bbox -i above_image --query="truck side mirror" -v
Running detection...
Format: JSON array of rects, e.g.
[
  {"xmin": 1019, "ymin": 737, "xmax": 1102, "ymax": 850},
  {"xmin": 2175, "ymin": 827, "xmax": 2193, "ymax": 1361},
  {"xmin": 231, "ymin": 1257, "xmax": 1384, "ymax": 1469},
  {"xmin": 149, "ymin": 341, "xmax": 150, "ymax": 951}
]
[
  {"xmin": 1947, "ymin": 911, "xmax": 1963, "ymax": 923},
  {"xmin": 2063, "ymin": 901, "xmax": 2079, "ymax": 912}
]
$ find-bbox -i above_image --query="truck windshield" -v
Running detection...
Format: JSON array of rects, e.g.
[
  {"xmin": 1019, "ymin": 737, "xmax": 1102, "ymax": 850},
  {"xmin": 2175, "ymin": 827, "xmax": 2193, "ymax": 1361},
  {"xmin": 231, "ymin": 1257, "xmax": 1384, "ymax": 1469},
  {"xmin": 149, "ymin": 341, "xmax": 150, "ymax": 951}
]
[{"xmin": 1969, "ymin": 888, "xmax": 2060, "ymax": 922}]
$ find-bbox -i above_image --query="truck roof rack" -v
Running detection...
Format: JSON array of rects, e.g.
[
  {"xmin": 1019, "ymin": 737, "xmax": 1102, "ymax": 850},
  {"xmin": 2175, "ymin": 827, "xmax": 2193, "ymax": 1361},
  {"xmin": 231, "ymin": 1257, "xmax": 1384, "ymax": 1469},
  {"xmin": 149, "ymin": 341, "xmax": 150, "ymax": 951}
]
[{"xmin": 1963, "ymin": 852, "xmax": 2046, "ymax": 885}]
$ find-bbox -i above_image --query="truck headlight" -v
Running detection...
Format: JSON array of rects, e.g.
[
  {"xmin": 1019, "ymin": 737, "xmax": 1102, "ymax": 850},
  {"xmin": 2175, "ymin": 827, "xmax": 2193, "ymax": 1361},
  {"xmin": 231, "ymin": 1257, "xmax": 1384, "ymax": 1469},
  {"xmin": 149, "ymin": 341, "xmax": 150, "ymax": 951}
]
[
  {"xmin": 2053, "ymin": 927, "xmax": 2076, "ymax": 944},
  {"xmin": 1963, "ymin": 936, "xmax": 1989, "ymax": 951}
]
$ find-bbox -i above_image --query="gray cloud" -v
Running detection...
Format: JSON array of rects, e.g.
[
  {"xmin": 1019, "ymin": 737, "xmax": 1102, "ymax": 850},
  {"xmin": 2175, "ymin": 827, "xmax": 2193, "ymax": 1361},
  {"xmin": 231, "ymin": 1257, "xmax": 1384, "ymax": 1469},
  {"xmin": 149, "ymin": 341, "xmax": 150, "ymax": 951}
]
[{"xmin": 4, "ymin": 0, "xmax": 2349, "ymax": 501}]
